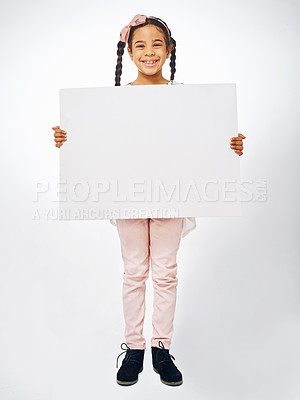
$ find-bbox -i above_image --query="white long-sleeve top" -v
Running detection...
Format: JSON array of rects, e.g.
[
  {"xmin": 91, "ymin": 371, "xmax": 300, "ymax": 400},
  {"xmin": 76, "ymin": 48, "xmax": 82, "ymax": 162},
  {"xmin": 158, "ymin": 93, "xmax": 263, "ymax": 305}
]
[{"xmin": 109, "ymin": 80, "xmax": 196, "ymax": 238}]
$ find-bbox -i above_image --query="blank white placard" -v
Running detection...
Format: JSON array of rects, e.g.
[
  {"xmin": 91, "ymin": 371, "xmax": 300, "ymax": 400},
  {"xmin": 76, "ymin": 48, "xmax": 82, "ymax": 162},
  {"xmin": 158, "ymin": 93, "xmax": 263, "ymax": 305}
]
[{"xmin": 59, "ymin": 83, "xmax": 241, "ymax": 221}]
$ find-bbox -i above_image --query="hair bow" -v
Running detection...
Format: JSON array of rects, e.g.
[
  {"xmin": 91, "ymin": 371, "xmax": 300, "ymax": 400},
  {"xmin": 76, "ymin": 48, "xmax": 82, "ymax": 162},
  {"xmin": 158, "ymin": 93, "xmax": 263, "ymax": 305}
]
[{"xmin": 119, "ymin": 14, "xmax": 147, "ymax": 44}]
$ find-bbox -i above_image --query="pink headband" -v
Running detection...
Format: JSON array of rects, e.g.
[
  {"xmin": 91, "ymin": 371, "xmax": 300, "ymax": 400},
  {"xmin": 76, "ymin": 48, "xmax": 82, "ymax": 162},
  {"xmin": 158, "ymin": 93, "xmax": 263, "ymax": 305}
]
[{"xmin": 119, "ymin": 14, "xmax": 171, "ymax": 44}]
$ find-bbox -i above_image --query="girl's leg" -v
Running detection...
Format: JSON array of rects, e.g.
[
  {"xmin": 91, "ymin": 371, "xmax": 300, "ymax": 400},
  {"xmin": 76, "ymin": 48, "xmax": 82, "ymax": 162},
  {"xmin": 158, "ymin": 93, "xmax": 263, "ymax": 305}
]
[
  {"xmin": 149, "ymin": 218, "xmax": 184, "ymax": 350},
  {"xmin": 116, "ymin": 218, "xmax": 150, "ymax": 350}
]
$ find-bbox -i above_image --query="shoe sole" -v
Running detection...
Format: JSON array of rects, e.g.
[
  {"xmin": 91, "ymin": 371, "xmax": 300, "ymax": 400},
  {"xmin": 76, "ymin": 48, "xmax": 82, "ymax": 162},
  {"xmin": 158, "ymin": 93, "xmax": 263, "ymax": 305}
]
[
  {"xmin": 116, "ymin": 366, "xmax": 143, "ymax": 386},
  {"xmin": 153, "ymin": 367, "xmax": 183, "ymax": 386}
]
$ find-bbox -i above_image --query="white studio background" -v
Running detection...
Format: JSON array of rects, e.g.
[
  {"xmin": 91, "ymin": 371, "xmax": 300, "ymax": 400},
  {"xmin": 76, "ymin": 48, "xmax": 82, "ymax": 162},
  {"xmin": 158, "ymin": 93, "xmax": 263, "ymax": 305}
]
[{"xmin": 0, "ymin": 0, "xmax": 299, "ymax": 399}]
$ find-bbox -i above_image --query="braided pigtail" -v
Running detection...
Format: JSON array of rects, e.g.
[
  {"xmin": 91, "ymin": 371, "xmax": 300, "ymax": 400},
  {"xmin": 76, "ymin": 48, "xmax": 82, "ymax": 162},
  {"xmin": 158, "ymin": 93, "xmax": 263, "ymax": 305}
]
[
  {"xmin": 115, "ymin": 41, "xmax": 126, "ymax": 86},
  {"xmin": 169, "ymin": 38, "xmax": 176, "ymax": 81}
]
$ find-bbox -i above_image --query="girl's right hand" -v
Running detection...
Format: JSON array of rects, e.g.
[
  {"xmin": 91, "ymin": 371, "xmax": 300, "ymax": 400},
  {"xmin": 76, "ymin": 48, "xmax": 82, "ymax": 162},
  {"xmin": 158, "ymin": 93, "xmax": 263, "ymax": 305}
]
[{"xmin": 52, "ymin": 126, "xmax": 67, "ymax": 148}]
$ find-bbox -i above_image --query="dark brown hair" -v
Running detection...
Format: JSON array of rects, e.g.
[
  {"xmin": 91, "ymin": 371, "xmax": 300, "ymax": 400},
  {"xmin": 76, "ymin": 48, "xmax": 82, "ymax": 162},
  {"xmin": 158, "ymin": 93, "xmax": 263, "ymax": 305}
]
[{"xmin": 115, "ymin": 16, "xmax": 176, "ymax": 86}]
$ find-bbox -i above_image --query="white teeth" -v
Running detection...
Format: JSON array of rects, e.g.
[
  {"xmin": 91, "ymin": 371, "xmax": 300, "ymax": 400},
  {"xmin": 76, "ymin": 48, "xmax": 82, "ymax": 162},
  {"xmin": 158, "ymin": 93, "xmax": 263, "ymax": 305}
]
[{"xmin": 143, "ymin": 60, "xmax": 157, "ymax": 64}]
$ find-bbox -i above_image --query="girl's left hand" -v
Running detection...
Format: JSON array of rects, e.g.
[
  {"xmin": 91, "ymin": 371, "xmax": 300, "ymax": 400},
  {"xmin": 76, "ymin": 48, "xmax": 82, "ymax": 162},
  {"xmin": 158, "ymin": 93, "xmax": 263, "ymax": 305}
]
[{"xmin": 230, "ymin": 133, "xmax": 246, "ymax": 156}]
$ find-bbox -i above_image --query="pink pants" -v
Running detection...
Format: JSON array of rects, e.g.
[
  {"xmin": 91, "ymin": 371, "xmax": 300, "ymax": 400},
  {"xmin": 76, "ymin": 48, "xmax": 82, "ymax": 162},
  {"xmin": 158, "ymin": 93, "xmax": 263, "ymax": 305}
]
[{"xmin": 116, "ymin": 217, "xmax": 184, "ymax": 350}]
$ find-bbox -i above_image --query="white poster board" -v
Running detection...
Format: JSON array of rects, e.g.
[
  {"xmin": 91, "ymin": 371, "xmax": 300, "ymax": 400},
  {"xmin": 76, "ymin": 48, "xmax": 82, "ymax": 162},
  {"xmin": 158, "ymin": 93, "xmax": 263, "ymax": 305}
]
[{"xmin": 59, "ymin": 83, "xmax": 241, "ymax": 220}]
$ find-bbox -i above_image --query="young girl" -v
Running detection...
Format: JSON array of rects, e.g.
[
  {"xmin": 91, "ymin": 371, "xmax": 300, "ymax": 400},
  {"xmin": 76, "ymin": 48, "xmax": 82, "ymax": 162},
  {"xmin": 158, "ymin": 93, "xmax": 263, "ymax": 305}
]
[{"xmin": 52, "ymin": 14, "xmax": 246, "ymax": 387}]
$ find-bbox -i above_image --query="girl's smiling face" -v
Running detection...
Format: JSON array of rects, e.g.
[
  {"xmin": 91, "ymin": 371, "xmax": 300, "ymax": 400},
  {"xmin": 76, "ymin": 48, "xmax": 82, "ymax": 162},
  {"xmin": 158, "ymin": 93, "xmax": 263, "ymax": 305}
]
[{"xmin": 127, "ymin": 25, "xmax": 172, "ymax": 80}]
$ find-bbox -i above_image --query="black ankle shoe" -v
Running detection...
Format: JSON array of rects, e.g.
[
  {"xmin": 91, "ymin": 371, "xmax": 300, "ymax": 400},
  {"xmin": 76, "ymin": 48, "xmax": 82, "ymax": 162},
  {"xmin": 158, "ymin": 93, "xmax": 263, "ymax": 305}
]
[
  {"xmin": 151, "ymin": 340, "xmax": 183, "ymax": 386},
  {"xmin": 116, "ymin": 343, "xmax": 145, "ymax": 386}
]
